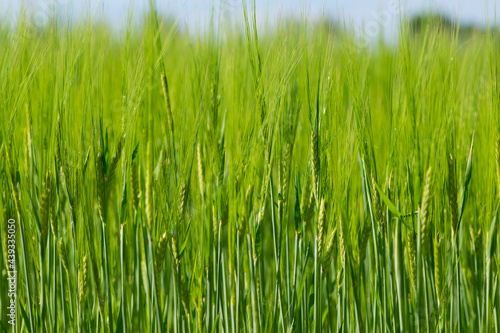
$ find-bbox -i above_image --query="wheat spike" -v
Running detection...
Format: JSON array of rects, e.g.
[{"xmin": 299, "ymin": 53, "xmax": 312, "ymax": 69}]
[
  {"xmin": 371, "ymin": 173, "xmax": 384, "ymax": 234},
  {"xmin": 321, "ymin": 227, "xmax": 336, "ymax": 269},
  {"xmin": 406, "ymin": 231, "xmax": 417, "ymax": 292},
  {"xmin": 107, "ymin": 135, "xmax": 125, "ymax": 189},
  {"xmin": 131, "ymin": 150, "xmax": 140, "ymax": 211},
  {"xmin": 317, "ymin": 198, "xmax": 326, "ymax": 258},
  {"xmin": 155, "ymin": 232, "xmax": 168, "ymax": 292},
  {"xmin": 96, "ymin": 152, "xmax": 107, "ymax": 223},
  {"xmin": 58, "ymin": 238, "xmax": 69, "ymax": 272},
  {"xmin": 171, "ymin": 234, "xmax": 180, "ymax": 265},
  {"xmin": 80, "ymin": 255, "xmax": 88, "ymax": 303},
  {"xmin": 434, "ymin": 233, "xmax": 443, "ymax": 305},
  {"xmin": 420, "ymin": 167, "xmax": 433, "ymax": 257}
]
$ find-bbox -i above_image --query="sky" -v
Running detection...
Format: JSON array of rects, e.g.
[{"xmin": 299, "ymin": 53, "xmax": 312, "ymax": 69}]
[{"xmin": 0, "ymin": 0, "xmax": 498, "ymax": 40}]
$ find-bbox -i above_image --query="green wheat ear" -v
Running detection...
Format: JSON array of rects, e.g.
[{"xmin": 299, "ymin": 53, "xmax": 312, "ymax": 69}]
[{"xmin": 420, "ymin": 167, "xmax": 432, "ymax": 258}]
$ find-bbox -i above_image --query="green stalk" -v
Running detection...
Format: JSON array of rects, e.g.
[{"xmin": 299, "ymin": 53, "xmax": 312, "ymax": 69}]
[
  {"xmin": 19, "ymin": 214, "xmax": 35, "ymax": 333},
  {"xmin": 120, "ymin": 224, "xmax": 127, "ymax": 332},
  {"xmin": 247, "ymin": 234, "xmax": 260, "ymax": 333},
  {"xmin": 146, "ymin": 227, "xmax": 164, "ymax": 333},
  {"xmin": 101, "ymin": 221, "xmax": 113, "ymax": 333}
]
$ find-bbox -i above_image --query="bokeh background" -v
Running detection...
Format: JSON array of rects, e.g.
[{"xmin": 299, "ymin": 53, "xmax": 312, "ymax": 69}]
[{"xmin": 0, "ymin": 0, "xmax": 498, "ymax": 41}]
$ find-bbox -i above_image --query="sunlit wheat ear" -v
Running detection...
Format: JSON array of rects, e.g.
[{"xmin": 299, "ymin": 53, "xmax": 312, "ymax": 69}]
[
  {"xmin": 420, "ymin": 167, "xmax": 432, "ymax": 257},
  {"xmin": 317, "ymin": 197, "xmax": 326, "ymax": 258},
  {"xmin": 176, "ymin": 181, "xmax": 188, "ymax": 228},
  {"xmin": 130, "ymin": 152, "xmax": 140, "ymax": 211},
  {"xmin": 406, "ymin": 231, "xmax": 417, "ymax": 292},
  {"xmin": 58, "ymin": 238, "xmax": 69, "ymax": 273},
  {"xmin": 280, "ymin": 143, "xmax": 290, "ymax": 205},
  {"xmin": 80, "ymin": 255, "xmax": 88, "ymax": 304},
  {"xmin": 96, "ymin": 152, "xmax": 107, "ymax": 223},
  {"xmin": 448, "ymin": 155, "xmax": 458, "ymax": 234},
  {"xmin": 338, "ymin": 215, "xmax": 346, "ymax": 269}
]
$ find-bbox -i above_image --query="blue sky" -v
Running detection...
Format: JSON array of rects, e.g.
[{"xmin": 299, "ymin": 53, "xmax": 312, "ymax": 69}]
[{"xmin": 0, "ymin": 0, "xmax": 498, "ymax": 39}]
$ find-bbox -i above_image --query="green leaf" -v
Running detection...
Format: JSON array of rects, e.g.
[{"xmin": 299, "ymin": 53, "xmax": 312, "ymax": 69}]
[
  {"xmin": 374, "ymin": 181, "xmax": 401, "ymax": 218},
  {"xmin": 179, "ymin": 219, "xmax": 192, "ymax": 258},
  {"xmin": 458, "ymin": 132, "xmax": 474, "ymax": 226}
]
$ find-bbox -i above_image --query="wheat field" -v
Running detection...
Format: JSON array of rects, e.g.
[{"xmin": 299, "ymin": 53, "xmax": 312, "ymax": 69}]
[{"xmin": 0, "ymin": 2, "xmax": 500, "ymax": 332}]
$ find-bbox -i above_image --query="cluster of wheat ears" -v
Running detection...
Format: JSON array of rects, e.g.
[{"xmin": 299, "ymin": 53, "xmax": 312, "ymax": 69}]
[{"xmin": 1, "ymin": 1, "xmax": 500, "ymax": 332}]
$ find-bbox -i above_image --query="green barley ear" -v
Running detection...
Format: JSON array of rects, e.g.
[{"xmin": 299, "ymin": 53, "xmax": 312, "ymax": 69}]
[
  {"xmin": 310, "ymin": 128, "xmax": 320, "ymax": 200},
  {"xmin": 420, "ymin": 167, "xmax": 433, "ymax": 257},
  {"xmin": 155, "ymin": 232, "xmax": 168, "ymax": 291},
  {"xmin": 337, "ymin": 215, "xmax": 346, "ymax": 286},
  {"xmin": 280, "ymin": 143, "xmax": 290, "ymax": 205},
  {"xmin": 317, "ymin": 198, "xmax": 326, "ymax": 258},
  {"xmin": 80, "ymin": 255, "xmax": 88, "ymax": 304},
  {"xmin": 58, "ymin": 238, "xmax": 69, "ymax": 273},
  {"xmin": 40, "ymin": 171, "xmax": 52, "ymax": 255},
  {"xmin": 406, "ymin": 231, "xmax": 417, "ymax": 292},
  {"xmin": 107, "ymin": 134, "xmax": 125, "ymax": 190},
  {"xmin": 321, "ymin": 227, "xmax": 336, "ymax": 269},
  {"xmin": 96, "ymin": 152, "xmax": 107, "ymax": 223},
  {"xmin": 130, "ymin": 144, "xmax": 140, "ymax": 211},
  {"xmin": 176, "ymin": 181, "xmax": 188, "ymax": 229},
  {"xmin": 448, "ymin": 155, "xmax": 458, "ymax": 234},
  {"xmin": 371, "ymin": 173, "xmax": 384, "ymax": 234},
  {"xmin": 196, "ymin": 297, "xmax": 204, "ymax": 333},
  {"xmin": 161, "ymin": 73, "xmax": 174, "ymax": 137},
  {"xmin": 171, "ymin": 234, "xmax": 180, "ymax": 265},
  {"xmin": 338, "ymin": 215, "xmax": 346, "ymax": 269}
]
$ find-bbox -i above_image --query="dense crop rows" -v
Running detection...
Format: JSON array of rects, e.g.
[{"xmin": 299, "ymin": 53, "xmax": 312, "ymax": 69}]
[{"xmin": 1, "ymin": 3, "xmax": 500, "ymax": 332}]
